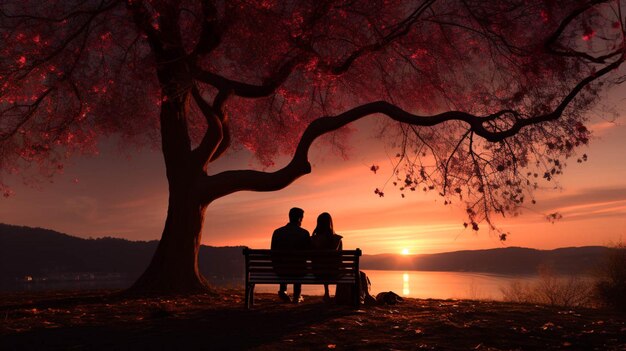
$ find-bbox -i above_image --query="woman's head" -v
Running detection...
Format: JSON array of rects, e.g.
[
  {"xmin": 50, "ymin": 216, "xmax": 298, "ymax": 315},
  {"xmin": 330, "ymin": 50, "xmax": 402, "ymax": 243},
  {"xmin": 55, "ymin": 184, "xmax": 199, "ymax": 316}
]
[{"xmin": 315, "ymin": 212, "xmax": 334, "ymax": 236}]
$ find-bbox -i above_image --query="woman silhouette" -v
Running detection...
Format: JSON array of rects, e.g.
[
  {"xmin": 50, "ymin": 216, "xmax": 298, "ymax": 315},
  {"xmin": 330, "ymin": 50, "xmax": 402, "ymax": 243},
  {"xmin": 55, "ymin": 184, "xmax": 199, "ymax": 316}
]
[{"xmin": 311, "ymin": 212, "xmax": 343, "ymax": 302}]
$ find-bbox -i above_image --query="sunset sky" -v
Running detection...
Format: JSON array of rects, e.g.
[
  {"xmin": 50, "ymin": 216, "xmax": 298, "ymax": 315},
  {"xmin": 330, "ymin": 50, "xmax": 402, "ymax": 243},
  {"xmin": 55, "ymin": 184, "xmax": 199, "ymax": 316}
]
[
  {"xmin": 2, "ymin": 1, "xmax": 626, "ymax": 259},
  {"xmin": 1, "ymin": 82, "xmax": 625, "ymax": 257}
]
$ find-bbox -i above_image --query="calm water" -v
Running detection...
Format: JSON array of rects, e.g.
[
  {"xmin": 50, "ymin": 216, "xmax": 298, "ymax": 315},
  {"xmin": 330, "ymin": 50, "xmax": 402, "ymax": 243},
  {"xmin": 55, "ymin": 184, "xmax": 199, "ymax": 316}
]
[
  {"xmin": 253, "ymin": 270, "xmax": 542, "ymax": 300},
  {"xmin": 6, "ymin": 270, "xmax": 578, "ymax": 301}
]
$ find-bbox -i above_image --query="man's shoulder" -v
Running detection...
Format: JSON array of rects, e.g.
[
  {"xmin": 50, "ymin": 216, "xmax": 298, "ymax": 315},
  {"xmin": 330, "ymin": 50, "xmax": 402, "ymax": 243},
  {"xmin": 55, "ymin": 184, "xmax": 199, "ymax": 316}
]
[
  {"xmin": 273, "ymin": 224, "xmax": 289, "ymax": 234},
  {"xmin": 285, "ymin": 223, "xmax": 308, "ymax": 232},
  {"xmin": 273, "ymin": 223, "xmax": 309, "ymax": 238}
]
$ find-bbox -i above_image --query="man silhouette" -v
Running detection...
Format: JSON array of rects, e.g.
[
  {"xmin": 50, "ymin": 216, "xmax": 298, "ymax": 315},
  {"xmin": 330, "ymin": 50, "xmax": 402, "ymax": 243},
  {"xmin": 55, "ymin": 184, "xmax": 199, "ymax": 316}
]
[{"xmin": 271, "ymin": 207, "xmax": 311, "ymax": 303}]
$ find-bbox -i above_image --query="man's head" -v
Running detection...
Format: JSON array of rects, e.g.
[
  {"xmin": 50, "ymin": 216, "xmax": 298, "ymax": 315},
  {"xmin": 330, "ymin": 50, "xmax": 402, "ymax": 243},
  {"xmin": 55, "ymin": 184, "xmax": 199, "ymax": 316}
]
[{"xmin": 288, "ymin": 207, "xmax": 304, "ymax": 226}]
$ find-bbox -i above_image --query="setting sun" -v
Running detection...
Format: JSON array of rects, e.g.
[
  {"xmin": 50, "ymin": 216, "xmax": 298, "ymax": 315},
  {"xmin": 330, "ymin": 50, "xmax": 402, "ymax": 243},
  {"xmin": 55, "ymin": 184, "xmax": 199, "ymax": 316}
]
[{"xmin": 401, "ymin": 248, "xmax": 410, "ymax": 255}]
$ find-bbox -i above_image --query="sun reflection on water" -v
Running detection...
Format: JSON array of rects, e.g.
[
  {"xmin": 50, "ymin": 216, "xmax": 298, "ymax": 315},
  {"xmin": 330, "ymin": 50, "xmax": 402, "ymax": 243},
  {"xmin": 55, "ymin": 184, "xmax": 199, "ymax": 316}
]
[{"xmin": 402, "ymin": 272, "xmax": 410, "ymax": 296}]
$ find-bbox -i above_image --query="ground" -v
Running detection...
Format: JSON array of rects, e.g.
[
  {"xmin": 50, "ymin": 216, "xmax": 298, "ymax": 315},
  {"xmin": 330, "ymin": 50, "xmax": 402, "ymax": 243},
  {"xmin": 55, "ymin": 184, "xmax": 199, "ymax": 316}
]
[{"xmin": 0, "ymin": 289, "xmax": 625, "ymax": 350}]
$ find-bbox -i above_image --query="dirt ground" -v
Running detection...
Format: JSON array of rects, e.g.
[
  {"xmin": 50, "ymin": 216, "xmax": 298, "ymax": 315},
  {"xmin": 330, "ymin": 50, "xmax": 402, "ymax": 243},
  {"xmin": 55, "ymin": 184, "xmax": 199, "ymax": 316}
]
[{"xmin": 0, "ymin": 289, "xmax": 625, "ymax": 350}]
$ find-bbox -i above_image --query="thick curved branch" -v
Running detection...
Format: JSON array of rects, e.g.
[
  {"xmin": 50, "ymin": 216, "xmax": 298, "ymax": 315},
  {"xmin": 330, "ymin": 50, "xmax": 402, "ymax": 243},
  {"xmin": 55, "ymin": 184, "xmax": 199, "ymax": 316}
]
[
  {"xmin": 484, "ymin": 55, "xmax": 624, "ymax": 141},
  {"xmin": 207, "ymin": 90, "xmax": 232, "ymax": 162},
  {"xmin": 199, "ymin": 56, "xmax": 623, "ymax": 202},
  {"xmin": 190, "ymin": 86, "xmax": 223, "ymax": 168}
]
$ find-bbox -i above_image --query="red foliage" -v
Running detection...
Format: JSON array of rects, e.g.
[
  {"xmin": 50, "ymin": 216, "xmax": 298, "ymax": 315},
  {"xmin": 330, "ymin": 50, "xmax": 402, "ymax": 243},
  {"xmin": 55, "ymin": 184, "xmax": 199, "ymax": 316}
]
[{"xmin": 0, "ymin": 0, "xmax": 624, "ymax": 225}]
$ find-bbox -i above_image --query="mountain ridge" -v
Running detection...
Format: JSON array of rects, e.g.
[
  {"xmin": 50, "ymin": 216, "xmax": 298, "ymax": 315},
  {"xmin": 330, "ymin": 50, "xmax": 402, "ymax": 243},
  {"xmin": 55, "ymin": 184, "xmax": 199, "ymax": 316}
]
[
  {"xmin": 0, "ymin": 223, "xmax": 609, "ymax": 289},
  {"xmin": 363, "ymin": 245, "xmax": 608, "ymax": 274}
]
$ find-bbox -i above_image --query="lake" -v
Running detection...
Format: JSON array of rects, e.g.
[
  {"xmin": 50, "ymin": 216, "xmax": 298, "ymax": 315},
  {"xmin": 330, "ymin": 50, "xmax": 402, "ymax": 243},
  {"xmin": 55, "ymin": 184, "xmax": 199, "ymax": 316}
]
[
  {"xmin": 246, "ymin": 270, "xmax": 552, "ymax": 300},
  {"xmin": 5, "ymin": 270, "xmax": 584, "ymax": 301}
]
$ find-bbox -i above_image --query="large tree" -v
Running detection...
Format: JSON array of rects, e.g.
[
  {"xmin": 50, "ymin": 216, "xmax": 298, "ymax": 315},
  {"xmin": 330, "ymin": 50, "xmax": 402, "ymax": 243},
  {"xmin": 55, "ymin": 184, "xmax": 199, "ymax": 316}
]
[{"xmin": 1, "ymin": 0, "xmax": 624, "ymax": 293}]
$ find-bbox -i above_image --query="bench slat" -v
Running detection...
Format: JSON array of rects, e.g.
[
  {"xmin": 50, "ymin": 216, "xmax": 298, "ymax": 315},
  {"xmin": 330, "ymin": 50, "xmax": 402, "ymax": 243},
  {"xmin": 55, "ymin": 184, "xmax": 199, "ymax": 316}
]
[
  {"xmin": 243, "ymin": 248, "xmax": 362, "ymax": 309},
  {"xmin": 248, "ymin": 274, "xmax": 357, "ymax": 280},
  {"xmin": 249, "ymin": 277, "xmax": 356, "ymax": 282},
  {"xmin": 248, "ymin": 275, "xmax": 356, "ymax": 280},
  {"xmin": 247, "ymin": 257, "xmax": 359, "ymax": 262},
  {"xmin": 245, "ymin": 249, "xmax": 361, "ymax": 256},
  {"xmin": 247, "ymin": 264, "xmax": 358, "ymax": 269}
]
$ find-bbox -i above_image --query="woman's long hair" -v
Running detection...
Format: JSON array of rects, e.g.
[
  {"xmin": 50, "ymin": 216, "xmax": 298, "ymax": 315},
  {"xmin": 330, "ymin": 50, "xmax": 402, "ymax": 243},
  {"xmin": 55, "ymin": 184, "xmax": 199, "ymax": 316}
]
[{"xmin": 313, "ymin": 212, "xmax": 334, "ymax": 237}]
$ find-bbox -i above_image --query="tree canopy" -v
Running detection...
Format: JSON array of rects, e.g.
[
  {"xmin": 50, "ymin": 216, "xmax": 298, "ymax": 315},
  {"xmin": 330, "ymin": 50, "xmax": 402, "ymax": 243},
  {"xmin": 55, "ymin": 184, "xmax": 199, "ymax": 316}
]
[{"xmin": 1, "ymin": 1, "xmax": 624, "ymax": 256}]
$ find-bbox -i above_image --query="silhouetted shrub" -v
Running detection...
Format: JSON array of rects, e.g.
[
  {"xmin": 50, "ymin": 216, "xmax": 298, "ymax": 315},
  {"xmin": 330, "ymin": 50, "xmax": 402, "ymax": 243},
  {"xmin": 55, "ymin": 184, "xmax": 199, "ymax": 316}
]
[
  {"xmin": 594, "ymin": 243, "xmax": 626, "ymax": 311},
  {"xmin": 500, "ymin": 265, "xmax": 594, "ymax": 308}
]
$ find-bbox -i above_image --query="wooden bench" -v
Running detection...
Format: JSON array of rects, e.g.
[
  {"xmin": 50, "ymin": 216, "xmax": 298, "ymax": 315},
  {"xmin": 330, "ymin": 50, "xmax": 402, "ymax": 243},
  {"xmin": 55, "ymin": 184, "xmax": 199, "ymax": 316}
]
[{"xmin": 242, "ymin": 248, "xmax": 362, "ymax": 309}]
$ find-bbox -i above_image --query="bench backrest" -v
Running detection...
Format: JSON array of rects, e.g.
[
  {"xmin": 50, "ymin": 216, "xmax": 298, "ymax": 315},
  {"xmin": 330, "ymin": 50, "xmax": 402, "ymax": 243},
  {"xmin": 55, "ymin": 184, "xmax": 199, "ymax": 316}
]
[{"xmin": 243, "ymin": 248, "xmax": 361, "ymax": 284}]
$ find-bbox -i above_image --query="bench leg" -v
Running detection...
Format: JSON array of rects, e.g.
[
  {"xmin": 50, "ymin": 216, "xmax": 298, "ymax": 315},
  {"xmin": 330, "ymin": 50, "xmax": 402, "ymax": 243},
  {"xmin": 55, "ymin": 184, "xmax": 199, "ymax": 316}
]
[
  {"xmin": 245, "ymin": 283, "xmax": 255, "ymax": 309},
  {"xmin": 354, "ymin": 273, "xmax": 361, "ymax": 307},
  {"xmin": 245, "ymin": 283, "xmax": 250, "ymax": 309},
  {"xmin": 245, "ymin": 284, "xmax": 255, "ymax": 309},
  {"xmin": 250, "ymin": 284, "xmax": 255, "ymax": 307}
]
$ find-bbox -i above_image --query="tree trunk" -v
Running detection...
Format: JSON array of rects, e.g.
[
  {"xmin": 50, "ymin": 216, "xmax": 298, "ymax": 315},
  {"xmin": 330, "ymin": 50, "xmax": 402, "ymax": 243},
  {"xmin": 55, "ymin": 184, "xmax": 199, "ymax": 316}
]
[
  {"xmin": 128, "ymin": 190, "xmax": 210, "ymax": 294},
  {"xmin": 124, "ymin": 10, "xmax": 222, "ymax": 294},
  {"xmin": 127, "ymin": 61, "xmax": 212, "ymax": 294}
]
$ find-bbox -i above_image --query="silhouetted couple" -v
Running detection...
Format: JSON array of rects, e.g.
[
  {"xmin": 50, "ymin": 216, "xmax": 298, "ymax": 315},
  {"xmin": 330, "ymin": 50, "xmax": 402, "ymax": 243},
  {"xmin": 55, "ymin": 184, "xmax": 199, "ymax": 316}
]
[{"xmin": 270, "ymin": 208, "xmax": 343, "ymax": 304}]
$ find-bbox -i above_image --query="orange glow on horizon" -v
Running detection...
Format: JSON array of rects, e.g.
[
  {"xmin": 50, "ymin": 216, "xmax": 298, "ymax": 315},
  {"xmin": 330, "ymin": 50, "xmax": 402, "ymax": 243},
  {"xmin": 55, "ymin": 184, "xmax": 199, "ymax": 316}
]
[{"xmin": 0, "ymin": 116, "xmax": 624, "ymax": 257}]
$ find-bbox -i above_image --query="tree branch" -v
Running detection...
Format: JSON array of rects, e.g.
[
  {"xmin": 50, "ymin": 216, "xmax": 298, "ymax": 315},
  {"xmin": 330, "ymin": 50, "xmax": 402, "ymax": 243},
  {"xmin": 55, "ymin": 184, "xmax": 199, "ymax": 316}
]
[
  {"xmin": 191, "ymin": 55, "xmax": 306, "ymax": 98},
  {"xmin": 4, "ymin": 0, "xmax": 119, "ymax": 82},
  {"xmin": 544, "ymin": 0, "xmax": 620, "ymax": 63},
  {"xmin": 207, "ymin": 90, "xmax": 231, "ymax": 162},
  {"xmin": 323, "ymin": 0, "xmax": 436, "ymax": 75},
  {"xmin": 0, "ymin": 0, "xmax": 120, "ymax": 23},
  {"xmin": 127, "ymin": 0, "xmax": 163, "ymax": 53},
  {"xmin": 191, "ymin": 1, "xmax": 436, "ymax": 97},
  {"xmin": 199, "ymin": 55, "xmax": 623, "ymax": 202},
  {"xmin": 484, "ymin": 55, "xmax": 624, "ymax": 141},
  {"xmin": 0, "ymin": 88, "xmax": 55, "ymax": 142},
  {"xmin": 190, "ymin": 86, "xmax": 223, "ymax": 168},
  {"xmin": 190, "ymin": 0, "xmax": 222, "ymax": 58},
  {"xmin": 441, "ymin": 129, "xmax": 471, "ymax": 195}
]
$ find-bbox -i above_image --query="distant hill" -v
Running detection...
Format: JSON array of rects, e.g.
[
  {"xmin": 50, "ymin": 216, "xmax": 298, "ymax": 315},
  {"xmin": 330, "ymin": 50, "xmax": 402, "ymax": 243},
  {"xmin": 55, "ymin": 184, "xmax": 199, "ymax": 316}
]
[
  {"xmin": 0, "ymin": 223, "xmax": 610, "ymax": 290},
  {"xmin": 361, "ymin": 246, "xmax": 610, "ymax": 274},
  {"xmin": 0, "ymin": 223, "xmax": 244, "ymax": 287}
]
